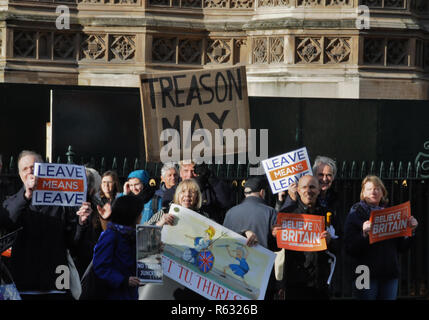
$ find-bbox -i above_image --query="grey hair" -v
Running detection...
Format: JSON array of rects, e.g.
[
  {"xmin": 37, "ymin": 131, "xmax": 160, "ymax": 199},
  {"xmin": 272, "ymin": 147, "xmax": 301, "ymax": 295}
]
[
  {"xmin": 312, "ymin": 156, "xmax": 337, "ymax": 178},
  {"xmin": 86, "ymin": 167, "xmax": 101, "ymax": 195},
  {"xmin": 18, "ymin": 150, "xmax": 43, "ymax": 164},
  {"xmin": 161, "ymin": 162, "xmax": 178, "ymax": 178}
]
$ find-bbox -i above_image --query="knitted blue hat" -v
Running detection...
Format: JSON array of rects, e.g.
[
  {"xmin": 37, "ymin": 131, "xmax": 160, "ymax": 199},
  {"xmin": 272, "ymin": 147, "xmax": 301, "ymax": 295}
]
[{"xmin": 127, "ymin": 170, "xmax": 150, "ymax": 186}]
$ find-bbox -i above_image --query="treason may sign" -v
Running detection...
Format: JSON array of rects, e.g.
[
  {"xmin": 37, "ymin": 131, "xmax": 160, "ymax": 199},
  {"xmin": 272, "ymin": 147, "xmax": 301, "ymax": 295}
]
[{"xmin": 139, "ymin": 66, "xmax": 251, "ymax": 162}]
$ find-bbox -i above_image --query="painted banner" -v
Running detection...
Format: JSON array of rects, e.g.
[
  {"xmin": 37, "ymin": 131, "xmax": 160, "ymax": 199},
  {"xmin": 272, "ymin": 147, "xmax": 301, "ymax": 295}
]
[
  {"xmin": 369, "ymin": 201, "xmax": 412, "ymax": 244},
  {"xmin": 161, "ymin": 204, "xmax": 275, "ymax": 300},
  {"xmin": 276, "ymin": 213, "xmax": 327, "ymax": 252},
  {"xmin": 136, "ymin": 225, "xmax": 163, "ymax": 284},
  {"xmin": 139, "ymin": 66, "xmax": 251, "ymax": 162},
  {"xmin": 32, "ymin": 162, "xmax": 87, "ymax": 207},
  {"xmin": 261, "ymin": 147, "xmax": 312, "ymax": 194}
]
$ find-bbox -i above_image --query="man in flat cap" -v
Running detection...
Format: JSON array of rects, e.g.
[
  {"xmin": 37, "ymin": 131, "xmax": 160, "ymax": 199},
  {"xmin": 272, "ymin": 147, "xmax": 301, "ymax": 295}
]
[{"xmin": 223, "ymin": 176, "xmax": 278, "ymax": 299}]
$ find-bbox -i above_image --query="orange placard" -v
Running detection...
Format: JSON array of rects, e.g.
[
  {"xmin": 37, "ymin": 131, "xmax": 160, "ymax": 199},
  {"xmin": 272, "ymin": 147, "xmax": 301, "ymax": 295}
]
[
  {"xmin": 36, "ymin": 177, "xmax": 85, "ymax": 193},
  {"xmin": 276, "ymin": 213, "xmax": 327, "ymax": 252},
  {"xmin": 369, "ymin": 201, "xmax": 412, "ymax": 244},
  {"xmin": 269, "ymin": 160, "xmax": 309, "ymax": 181}
]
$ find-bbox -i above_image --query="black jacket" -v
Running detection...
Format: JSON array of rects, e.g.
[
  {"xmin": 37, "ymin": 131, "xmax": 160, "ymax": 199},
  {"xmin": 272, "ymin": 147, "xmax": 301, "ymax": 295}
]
[
  {"xmin": 344, "ymin": 200, "xmax": 415, "ymax": 280},
  {"xmin": 1, "ymin": 187, "xmax": 81, "ymax": 292},
  {"xmin": 196, "ymin": 176, "xmax": 234, "ymax": 224},
  {"xmin": 280, "ymin": 198, "xmax": 338, "ymax": 290},
  {"xmin": 72, "ymin": 194, "xmax": 104, "ymax": 277}
]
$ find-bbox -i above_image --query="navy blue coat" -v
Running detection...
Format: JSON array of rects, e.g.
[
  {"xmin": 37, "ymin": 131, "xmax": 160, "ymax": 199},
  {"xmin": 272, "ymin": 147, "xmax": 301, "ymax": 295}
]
[
  {"xmin": 93, "ymin": 223, "xmax": 138, "ymax": 300},
  {"xmin": 344, "ymin": 201, "xmax": 415, "ymax": 280}
]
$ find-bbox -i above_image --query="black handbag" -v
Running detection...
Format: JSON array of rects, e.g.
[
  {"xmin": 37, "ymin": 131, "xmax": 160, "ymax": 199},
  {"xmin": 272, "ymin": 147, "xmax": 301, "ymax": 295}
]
[{"xmin": 79, "ymin": 260, "xmax": 107, "ymax": 300}]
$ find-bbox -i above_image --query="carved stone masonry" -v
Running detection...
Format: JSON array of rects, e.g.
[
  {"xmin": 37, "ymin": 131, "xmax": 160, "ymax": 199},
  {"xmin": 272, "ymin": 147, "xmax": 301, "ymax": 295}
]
[
  {"xmin": 325, "ymin": 37, "xmax": 351, "ymax": 63},
  {"xmin": 231, "ymin": 0, "xmax": 253, "ymax": 8},
  {"xmin": 297, "ymin": 0, "xmax": 322, "ymax": 7},
  {"xmin": 325, "ymin": 0, "xmax": 351, "ymax": 6},
  {"xmin": 178, "ymin": 39, "xmax": 202, "ymax": 64},
  {"xmin": 110, "ymin": 35, "xmax": 136, "ymax": 61},
  {"xmin": 13, "ymin": 30, "xmax": 36, "ymax": 58},
  {"xmin": 205, "ymin": 0, "xmax": 228, "ymax": 7},
  {"xmin": 270, "ymin": 37, "xmax": 284, "ymax": 63},
  {"xmin": 386, "ymin": 39, "xmax": 408, "ymax": 66},
  {"xmin": 81, "ymin": 34, "xmax": 107, "ymax": 60},
  {"xmin": 253, "ymin": 38, "xmax": 268, "ymax": 63},
  {"xmin": 54, "ymin": 33, "xmax": 76, "ymax": 60},
  {"xmin": 258, "ymin": 0, "xmax": 290, "ymax": 7},
  {"xmin": 182, "ymin": 0, "xmax": 202, "ymax": 7},
  {"xmin": 206, "ymin": 39, "xmax": 231, "ymax": 64},
  {"xmin": 152, "ymin": 37, "xmax": 176, "ymax": 63},
  {"xmin": 149, "ymin": 0, "xmax": 170, "ymax": 6},
  {"xmin": 296, "ymin": 37, "xmax": 322, "ymax": 63},
  {"xmin": 361, "ymin": 0, "xmax": 405, "ymax": 8},
  {"xmin": 363, "ymin": 38, "xmax": 384, "ymax": 65}
]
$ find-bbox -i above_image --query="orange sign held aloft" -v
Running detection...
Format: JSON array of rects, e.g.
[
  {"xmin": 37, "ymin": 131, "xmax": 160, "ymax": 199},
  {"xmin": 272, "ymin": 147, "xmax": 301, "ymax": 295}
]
[
  {"xmin": 276, "ymin": 213, "xmax": 327, "ymax": 252},
  {"xmin": 369, "ymin": 201, "xmax": 412, "ymax": 244}
]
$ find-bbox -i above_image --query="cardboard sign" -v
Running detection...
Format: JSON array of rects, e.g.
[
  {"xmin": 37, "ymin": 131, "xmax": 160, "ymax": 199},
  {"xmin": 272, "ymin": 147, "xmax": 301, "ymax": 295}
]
[
  {"xmin": 369, "ymin": 201, "xmax": 412, "ymax": 244},
  {"xmin": 136, "ymin": 225, "xmax": 163, "ymax": 284},
  {"xmin": 276, "ymin": 213, "xmax": 327, "ymax": 252},
  {"xmin": 32, "ymin": 162, "xmax": 87, "ymax": 207},
  {"xmin": 262, "ymin": 147, "xmax": 312, "ymax": 194},
  {"xmin": 161, "ymin": 204, "xmax": 275, "ymax": 300},
  {"xmin": 139, "ymin": 66, "xmax": 251, "ymax": 162}
]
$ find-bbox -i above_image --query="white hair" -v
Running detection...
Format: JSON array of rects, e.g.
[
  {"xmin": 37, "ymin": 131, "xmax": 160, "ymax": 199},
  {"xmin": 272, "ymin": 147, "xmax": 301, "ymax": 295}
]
[
  {"xmin": 161, "ymin": 162, "xmax": 178, "ymax": 178},
  {"xmin": 312, "ymin": 156, "xmax": 337, "ymax": 178}
]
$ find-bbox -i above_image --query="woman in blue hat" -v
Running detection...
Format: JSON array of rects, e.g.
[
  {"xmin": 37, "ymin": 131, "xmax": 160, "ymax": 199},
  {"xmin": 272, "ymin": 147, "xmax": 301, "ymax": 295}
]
[{"xmin": 119, "ymin": 170, "xmax": 162, "ymax": 224}]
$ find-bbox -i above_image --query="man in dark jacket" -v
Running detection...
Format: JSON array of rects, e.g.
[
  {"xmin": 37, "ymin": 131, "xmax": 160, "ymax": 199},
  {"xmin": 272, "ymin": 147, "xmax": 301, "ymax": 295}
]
[
  {"xmin": 223, "ymin": 176, "xmax": 277, "ymax": 299},
  {"xmin": 194, "ymin": 163, "xmax": 234, "ymax": 224},
  {"xmin": 0, "ymin": 150, "xmax": 91, "ymax": 300},
  {"xmin": 274, "ymin": 175, "xmax": 338, "ymax": 300}
]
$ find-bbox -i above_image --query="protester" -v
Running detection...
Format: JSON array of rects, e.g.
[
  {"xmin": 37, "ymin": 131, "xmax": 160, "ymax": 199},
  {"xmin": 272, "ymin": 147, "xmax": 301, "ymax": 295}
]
[
  {"xmin": 152, "ymin": 162, "xmax": 179, "ymax": 212},
  {"xmin": 276, "ymin": 156, "xmax": 343, "ymax": 297},
  {"xmin": 99, "ymin": 170, "xmax": 121, "ymax": 206},
  {"xmin": 193, "ymin": 162, "xmax": 235, "ymax": 224},
  {"xmin": 272, "ymin": 175, "xmax": 338, "ymax": 300},
  {"xmin": 223, "ymin": 176, "xmax": 277, "ymax": 299},
  {"xmin": 145, "ymin": 179, "xmax": 211, "ymax": 300},
  {"xmin": 179, "ymin": 160, "xmax": 197, "ymax": 180},
  {"xmin": 73, "ymin": 168, "xmax": 105, "ymax": 277},
  {"xmin": 223, "ymin": 176, "xmax": 276, "ymax": 249},
  {"xmin": 147, "ymin": 179, "xmax": 207, "ymax": 227},
  {"xmin": 343, "ymin": 175, "xmax": 418, "ymax": 300},
  {"xmin": 276, "ymin": 155, "xmax": 339, "ymax": 213},
  {"xmin": 0, "ymin": 150, "xmax": 92, "ymax": 300},
  {"xmin": 119, "ymin": 169, "xmax": 159, "ymax": 224},
  {"xmin": 92, "ymin": 195, "xmax": 143, "ymax": 300}
]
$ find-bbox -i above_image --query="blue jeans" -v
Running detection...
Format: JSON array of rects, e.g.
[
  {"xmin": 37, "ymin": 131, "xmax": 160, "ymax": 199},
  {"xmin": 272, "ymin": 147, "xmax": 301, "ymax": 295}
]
[{"xmin": 354, "ymin": 278, "xmax": 399, "ymax": 300}]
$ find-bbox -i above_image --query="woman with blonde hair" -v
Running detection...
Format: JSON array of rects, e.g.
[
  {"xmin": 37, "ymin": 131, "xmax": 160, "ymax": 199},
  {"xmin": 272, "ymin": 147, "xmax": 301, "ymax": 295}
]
[
  {"xmin": 141, "ymin": 179, "xmax": 211, "ymax": 300},
  {"xmin": 147, "ymin": 178, "xmax": 208, "ymax": 227},
  {"xmin": 344, "ymin": 175, "xmax": 418, "ymax": 300}
]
